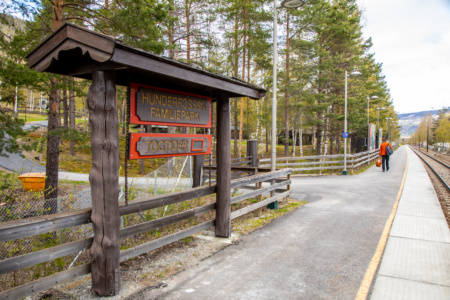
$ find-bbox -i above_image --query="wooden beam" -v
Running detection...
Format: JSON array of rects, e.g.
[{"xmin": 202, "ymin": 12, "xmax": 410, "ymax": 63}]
[
  {"xmin": 230, "ymin": 169, "xmax": 292, "ymax": 189},
  {"xmin": 231, "ymin": 191, "xmax": 290, "ymax": 220},
  {"xmin": 120, "ymin": 221, "xmax": 214, "ymax": 262},
  {"xmin": 0, "ymin": 209, "xmax": 91, "ymax": 243},
  {"xmin": 0, "ymin": 264, "xmax": 91, "ymax": 300},
  {"xmin": 119, "ymin": 203, "xmax": 215, "ymax": 240},
  {"xmin": 0, "ymin": 237, "xmax": 93, "ymax": 275},
  {"xmin": 88, "ymin": 70, "xmax": 120, "ymax": 296},
  {"xmin": 215, "ymin": 93, "xmax": 231, "ymax": 237},
  {"xmin": 230, "ymin": 180, "xmax": 291, "ymax": 204},
  {"xmin": 118, "ymin": 185, "xmax": 216, "ymax": 216}
]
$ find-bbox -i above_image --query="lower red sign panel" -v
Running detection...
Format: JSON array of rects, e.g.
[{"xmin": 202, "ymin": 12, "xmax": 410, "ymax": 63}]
[{"xmin": 128, "ymin": 133, "xmax": 212, "ymax": 159}]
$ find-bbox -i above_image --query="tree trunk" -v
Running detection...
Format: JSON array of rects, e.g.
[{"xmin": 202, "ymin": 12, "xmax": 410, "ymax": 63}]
[
  {"xmin": 185, "ymin": 0, "xmax": 191, "ymax": 64},
  {"xmin": 316, "ymin": 117, "xmax": 322, "ymax": 156},
  {"xmin": 168, "ymin": 0, "xmax": 175, "ymax": 59},
  {"xmin": 121, "ymin": 98, "xmax": 126, "ymax": 134},
  {"xmin": 62, "ymin": 85, "xmax": 68, "ymax": 128},
  {"xmin": 324, "ymin": 116, "xmax": 329, "ymax": 155},
  {"xmin": 312, "ymin": 126, "xmax": 316, "ymax": 153},
  {"xmin": 69, "ymin": 78, "xmax": 75, "ymax": 156},
  {"xmin": 44, "ymin": 77, "xmax": 60, "ymax": 213},
  {"xmin": 45, "ymin": 2, "xmax": 63, "ymax": 205},
  {"xmin": 299, "ymin": 114, "xmax": 303, "ymax": 156},
  {"xmin": 52, "ymin": 0, "xmax": 63, "ymax": 31},
  {"xmin": 233, "ymin": 15, "xmax": 239, "ymax": 158}
]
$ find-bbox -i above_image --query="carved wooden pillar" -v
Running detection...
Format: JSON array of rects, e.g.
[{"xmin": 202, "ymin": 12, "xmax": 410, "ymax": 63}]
[
  {"xmin": 215, "ymin": 93, "xmax": 231, "ymax": 237},
  {"xmin": 88, "ymin": 71, "xmax": 120, "ymax": 296}
]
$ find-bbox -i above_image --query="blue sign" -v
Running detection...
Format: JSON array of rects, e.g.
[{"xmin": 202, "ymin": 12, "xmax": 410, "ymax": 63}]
[{"xmin": 343, "ymin": 132, "xmax": 349, "ymax": 138}]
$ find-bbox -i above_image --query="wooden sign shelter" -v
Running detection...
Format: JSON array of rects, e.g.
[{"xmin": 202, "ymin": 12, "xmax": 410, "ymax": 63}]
[{"xmin": 26, "ymin": 23, "xmax": 265, "ymax": 296}]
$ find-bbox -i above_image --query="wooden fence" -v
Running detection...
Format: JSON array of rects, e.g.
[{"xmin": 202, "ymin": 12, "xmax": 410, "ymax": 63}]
[
  {"xmin": 0, "ymin": 168, "xmax": 291, "ymax": 299},
  {"xmin": 259, "ymin": 149, "xmax": 380, "ymax": 174}
]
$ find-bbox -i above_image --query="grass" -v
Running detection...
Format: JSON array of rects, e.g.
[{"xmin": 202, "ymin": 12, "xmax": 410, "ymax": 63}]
[
  {"xmin": 232, "ymin": 198, "xmax": 308, "ymax": 235},
  {"xmin": 18, "ymin": 112, "xmax": 48, "ymax": 123}
]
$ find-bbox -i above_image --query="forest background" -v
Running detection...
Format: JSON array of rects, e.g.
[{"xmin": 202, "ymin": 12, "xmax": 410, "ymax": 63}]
[{"xmin": 3, "ymin": 0, "xmax": 440, "ymax": 200}]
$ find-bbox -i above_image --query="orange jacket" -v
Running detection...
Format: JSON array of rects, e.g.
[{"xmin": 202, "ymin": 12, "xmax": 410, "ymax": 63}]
[{"xmin": 379, "ymin": 142, "xmax": 392, "ymax": 156}]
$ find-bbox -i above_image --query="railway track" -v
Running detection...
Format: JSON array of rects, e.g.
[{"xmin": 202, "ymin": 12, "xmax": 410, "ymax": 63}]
[{"xmin": 410, "ymin": 146, "xmax": 450, "ymax": 227}]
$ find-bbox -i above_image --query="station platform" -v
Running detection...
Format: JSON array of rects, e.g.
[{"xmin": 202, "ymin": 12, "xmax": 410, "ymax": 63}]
[{"xmin": 370, "ymin": 146, "xmax": 450, "ymax": 299}]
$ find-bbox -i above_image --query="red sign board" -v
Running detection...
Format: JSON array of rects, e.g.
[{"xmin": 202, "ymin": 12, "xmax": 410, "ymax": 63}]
[
  {"xmin": 129, "ymin": 82, "xmax": 212, "ymax": 128},
  {"xmin": 128, "ymin": 133, "xmax": 212, "ymax": 159}
]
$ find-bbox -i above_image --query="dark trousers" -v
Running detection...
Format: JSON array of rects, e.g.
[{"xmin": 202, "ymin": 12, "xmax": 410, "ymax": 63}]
[{"xmin": 382, "ymin": 155, "xmax": 389, "ymax": 171}]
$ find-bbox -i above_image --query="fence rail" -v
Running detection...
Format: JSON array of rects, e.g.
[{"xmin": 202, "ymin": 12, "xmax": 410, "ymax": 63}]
[
  {"xmin": 259, "ymin": 149, "xmax": 380, "ymax": 174},
  {"xmin": 0, "ymin": 168, "xmax": 290, "ymax": 299}
]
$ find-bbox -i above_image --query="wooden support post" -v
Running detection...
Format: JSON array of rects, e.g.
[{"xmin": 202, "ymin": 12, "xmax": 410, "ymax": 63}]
[
  {"xmin": 192, "ymin": 155, "xmax": 204, "ymax": 188},
  {"xmin": 215, "ymin": 93, "xmax": 231, "ymax": 237},
  {"xmin": 88, "ymin": 71, "xmax": 120, "ymax": 296}
]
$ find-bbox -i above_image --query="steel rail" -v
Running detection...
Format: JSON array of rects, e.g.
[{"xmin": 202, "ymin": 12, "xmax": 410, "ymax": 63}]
[
  {"xmin": 410, "ymin": 146, "xmax": 450, "ymax": 191},
  {"xmin": 413, "ymin": 147, "xmax": 450, "ymax": 169}
]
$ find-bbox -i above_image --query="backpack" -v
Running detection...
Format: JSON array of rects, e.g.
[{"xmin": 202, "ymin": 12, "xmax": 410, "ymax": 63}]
[{"xmin": 386, "ymin": 144, "xmax": 393, "ymax": 156}]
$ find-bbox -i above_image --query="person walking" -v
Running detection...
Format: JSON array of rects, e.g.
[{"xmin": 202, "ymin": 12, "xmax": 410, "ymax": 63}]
[{"xmin": 379, "ymin": 138, "xmax": 393, "ymax": 172}]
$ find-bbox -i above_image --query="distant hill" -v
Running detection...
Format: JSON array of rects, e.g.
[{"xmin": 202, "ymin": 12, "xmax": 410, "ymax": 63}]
[{"xmin": 398, "ymin": 110, "xmax": 440, "ymax": 137}]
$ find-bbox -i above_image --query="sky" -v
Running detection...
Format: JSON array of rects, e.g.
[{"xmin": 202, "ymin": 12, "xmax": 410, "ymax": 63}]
[{"xmin": 356, "ymin": 0, "xmax": 450, "ymax": 114}]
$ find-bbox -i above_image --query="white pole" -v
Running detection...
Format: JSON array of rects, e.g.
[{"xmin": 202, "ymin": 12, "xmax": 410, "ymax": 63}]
[
  {"xmin": 343, "ymin": 71, "xmax": 348, "ymax": 175},
  {"xmin": 14, "ymin": 85, "xmax": 18, "ymax": 118},
  {"xmin": 367, "ymin": 96, "xmax": 370, "ymax": 151},
  {"xmin": 271, "ymin": 0, "xmax": 277, "ymax": 175}
]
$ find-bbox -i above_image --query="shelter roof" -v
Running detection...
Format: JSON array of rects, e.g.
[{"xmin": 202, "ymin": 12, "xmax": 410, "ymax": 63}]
[{"xmin": 26, "ymin": 23, "xmax": 266, "ymax": 100}]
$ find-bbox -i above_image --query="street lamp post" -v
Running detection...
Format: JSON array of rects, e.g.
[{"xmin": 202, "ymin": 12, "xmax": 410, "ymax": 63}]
[
  {"xmin": 270, "ymin": 0, "xmax": 304, "ymax": 208},
  {"xmin": 343, "ymin": 70, "xmax": 361, "ymax": 175}
]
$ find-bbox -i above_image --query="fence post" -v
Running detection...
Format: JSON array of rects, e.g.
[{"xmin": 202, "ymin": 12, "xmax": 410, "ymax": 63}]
[
  {"xmin": 192, "ymin": 155, "xmax": 204, "ymax": 188},
  {"xmin": 88, "ymin": 71, "xmax": 120, "ymax": 296},
  {"xmin": 247, "ymin": 140, "xmax": 259, "ymax": 169}
]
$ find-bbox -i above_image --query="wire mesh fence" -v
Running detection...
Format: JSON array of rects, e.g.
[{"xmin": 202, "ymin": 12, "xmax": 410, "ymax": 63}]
[{"xmin": 0, "ymin": 156, "xmax": 194, "ymax": 292}]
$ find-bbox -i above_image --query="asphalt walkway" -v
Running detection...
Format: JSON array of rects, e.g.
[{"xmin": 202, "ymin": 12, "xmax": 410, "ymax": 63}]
[
  {"xmin": 132, "ymin": 146, "xmax": 445, "ymax": 299},
  {"xmin": 0, "ymin": 121, "xmax": 47, "ymax": 174}
]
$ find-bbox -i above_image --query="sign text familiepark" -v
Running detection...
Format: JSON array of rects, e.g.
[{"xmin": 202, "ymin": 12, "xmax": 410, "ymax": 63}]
[{"xmin": 129, "ymin": 82, "xmax": 212, "ymax": 127}]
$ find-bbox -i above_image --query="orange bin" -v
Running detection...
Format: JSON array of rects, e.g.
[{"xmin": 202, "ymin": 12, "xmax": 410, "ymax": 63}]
[{"xmin": 18, "ymin": 173, "xmax": 46, "ymax": 192}]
